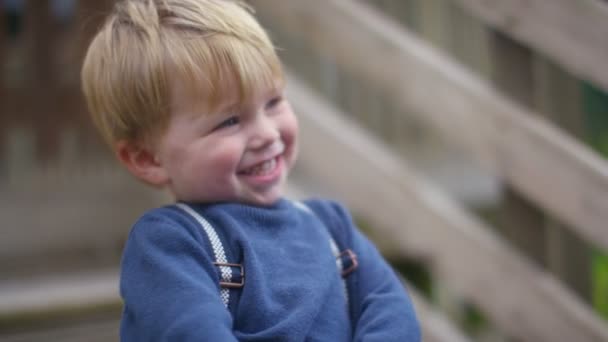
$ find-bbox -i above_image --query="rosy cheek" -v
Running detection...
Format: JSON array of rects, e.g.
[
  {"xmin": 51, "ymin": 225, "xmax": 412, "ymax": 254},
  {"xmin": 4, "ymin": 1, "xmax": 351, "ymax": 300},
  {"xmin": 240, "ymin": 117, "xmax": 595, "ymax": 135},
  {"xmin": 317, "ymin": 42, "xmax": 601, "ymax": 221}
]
[
  {"xmin": 206, "ymin": 143, "xmax": 243, "ymax": 174},
  {"xmin": 283, "ymin": 115, "xmax": 298, "ymax": 146},
  {"xmin": 281, "ymin": 116, "xmax": 298, "ymax": 168}
]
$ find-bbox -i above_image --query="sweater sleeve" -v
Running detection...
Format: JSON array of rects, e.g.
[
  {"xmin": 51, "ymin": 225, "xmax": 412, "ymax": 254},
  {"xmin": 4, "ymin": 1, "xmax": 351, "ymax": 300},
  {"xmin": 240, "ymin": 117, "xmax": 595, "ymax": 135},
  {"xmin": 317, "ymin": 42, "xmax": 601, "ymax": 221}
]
[
  {"xmin": 119, "ymin": 212, "xmax": 238, "ymax": 342},
  {"xmin": 318, "ymin": 201, "xmax": 421, "ymax": 342}
]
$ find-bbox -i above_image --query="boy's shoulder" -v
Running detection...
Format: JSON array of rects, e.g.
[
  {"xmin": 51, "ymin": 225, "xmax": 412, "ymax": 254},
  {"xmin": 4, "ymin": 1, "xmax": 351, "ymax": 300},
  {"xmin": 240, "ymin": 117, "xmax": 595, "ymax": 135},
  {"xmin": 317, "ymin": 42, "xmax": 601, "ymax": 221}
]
[
  {"xmin": 126, "ymin": 204, "xmax": 203, "ymax": 242},
  {"xmin": 299, "ymin": 198, "xmax": 356, "ymax": 243},
  {"xmin": 133, "ymin": 204, "xmax": 190, "ymax": 227},
  {"xmin": 301, "ymin": 198, "xmax": 353, "ymax": 224},
  {"xmin": 125, "ymin": 202, "xmax": 262, "ymax": 246}
]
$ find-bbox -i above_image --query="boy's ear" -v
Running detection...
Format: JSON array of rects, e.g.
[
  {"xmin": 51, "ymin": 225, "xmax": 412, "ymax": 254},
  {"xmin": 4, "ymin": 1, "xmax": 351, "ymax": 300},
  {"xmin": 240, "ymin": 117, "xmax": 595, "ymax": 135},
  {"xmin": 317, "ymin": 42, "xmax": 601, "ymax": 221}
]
[{"xmin": 115, "ymin": 140, "xmax": 169, "ymax": 187}]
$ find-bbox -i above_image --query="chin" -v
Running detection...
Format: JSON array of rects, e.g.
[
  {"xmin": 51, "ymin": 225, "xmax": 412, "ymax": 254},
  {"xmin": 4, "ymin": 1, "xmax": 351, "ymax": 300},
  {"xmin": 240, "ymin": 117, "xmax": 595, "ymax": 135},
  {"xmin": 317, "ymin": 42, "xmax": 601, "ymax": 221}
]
[
  {"xmin": 249, "ymin": 195, "xmax": 282, "ymax": 207},
  {"xmin": 245, "ymin": 187, "xmax": 284, "ymax": 206}
]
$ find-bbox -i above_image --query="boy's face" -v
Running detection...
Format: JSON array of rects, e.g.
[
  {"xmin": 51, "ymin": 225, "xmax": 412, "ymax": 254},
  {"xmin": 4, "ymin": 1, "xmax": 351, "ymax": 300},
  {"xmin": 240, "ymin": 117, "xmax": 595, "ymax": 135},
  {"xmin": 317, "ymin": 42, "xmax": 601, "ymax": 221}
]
[{"xmin": 154, "ymin": 78, "xmax": 298, "ymax": 206}]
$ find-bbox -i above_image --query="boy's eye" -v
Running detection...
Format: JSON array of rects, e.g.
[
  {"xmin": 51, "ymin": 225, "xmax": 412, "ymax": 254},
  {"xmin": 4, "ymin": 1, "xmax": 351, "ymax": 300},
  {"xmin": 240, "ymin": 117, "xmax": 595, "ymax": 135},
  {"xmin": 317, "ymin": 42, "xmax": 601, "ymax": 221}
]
[
  {"xmin": 215, "ymin": 116, "xmax": 239, "ymax": 130},
  {"xmin": 265, "ymin": 96, "xmax": 283, "ymax": 110}
]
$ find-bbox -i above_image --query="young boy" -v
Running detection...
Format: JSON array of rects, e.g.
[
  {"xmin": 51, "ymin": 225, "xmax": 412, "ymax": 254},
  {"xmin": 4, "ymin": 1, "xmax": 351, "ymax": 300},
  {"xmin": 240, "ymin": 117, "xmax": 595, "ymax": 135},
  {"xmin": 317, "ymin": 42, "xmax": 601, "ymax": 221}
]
[{"xmin": 81, "ymin": 0, "xmax": 420, "ymax": 340}]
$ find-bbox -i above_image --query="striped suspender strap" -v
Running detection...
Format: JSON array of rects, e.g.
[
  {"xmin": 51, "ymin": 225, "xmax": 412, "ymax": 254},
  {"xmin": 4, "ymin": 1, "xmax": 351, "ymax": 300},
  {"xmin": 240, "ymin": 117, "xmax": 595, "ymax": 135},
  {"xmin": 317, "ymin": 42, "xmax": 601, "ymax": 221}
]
[
  {"xmin": 293, "ymin": 201, "xmax": 357, "ymax": 305},
  {"xmin": 329, "ymin": 235, "xmax": 350, "ymax": 305},
  {"xmin": 175, "ymin": 203, "xmax": 239, "ymax": 308}
]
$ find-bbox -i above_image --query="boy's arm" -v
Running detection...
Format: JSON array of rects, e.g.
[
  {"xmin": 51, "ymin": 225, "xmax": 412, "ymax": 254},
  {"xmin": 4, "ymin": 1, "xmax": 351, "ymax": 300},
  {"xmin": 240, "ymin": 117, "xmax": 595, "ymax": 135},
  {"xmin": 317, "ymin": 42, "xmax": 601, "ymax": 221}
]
[
  {"xmin": 328, "ymin": 202, "xmax": 421, "ymax": 342},
  {"xmin": 119, "ymin": 214, "xmax": 238, "ymax": 342}
]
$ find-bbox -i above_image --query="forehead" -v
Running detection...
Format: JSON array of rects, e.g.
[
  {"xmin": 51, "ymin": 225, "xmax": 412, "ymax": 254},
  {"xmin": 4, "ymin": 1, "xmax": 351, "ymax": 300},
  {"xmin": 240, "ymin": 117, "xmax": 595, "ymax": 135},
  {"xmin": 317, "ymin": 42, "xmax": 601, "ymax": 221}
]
[{"xmin": 169, "ymin": 73, "xmax": 285, "ymax": 116}]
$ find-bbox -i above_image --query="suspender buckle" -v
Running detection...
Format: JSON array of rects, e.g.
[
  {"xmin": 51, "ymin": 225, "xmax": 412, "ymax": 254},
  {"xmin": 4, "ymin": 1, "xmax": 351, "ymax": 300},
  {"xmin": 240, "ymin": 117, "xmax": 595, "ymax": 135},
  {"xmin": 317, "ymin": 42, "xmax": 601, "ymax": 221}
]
[
  {"xmin": 214, "ymin": 262, "xmax": 245, "ymax": 288},
  {"xmin": 338, "ymin": 249, "xmax": 358, "ymax": 278}
]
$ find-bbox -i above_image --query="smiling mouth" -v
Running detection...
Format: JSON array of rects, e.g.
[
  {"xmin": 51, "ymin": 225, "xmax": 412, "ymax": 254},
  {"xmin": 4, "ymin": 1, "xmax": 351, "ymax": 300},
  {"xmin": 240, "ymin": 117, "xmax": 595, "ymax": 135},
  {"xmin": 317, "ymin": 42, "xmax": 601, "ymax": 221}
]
[{"xmin": 239, "ymin": 156, "xmax": 279, "ymax": 176}]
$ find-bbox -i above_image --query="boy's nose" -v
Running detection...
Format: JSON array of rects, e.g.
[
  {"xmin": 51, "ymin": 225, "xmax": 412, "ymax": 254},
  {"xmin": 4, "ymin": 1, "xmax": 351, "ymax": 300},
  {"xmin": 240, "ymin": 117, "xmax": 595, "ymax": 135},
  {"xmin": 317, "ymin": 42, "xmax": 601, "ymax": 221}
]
[{"xmin": 248, "ymin": 116, "xmax": 280, "ymax": 150}]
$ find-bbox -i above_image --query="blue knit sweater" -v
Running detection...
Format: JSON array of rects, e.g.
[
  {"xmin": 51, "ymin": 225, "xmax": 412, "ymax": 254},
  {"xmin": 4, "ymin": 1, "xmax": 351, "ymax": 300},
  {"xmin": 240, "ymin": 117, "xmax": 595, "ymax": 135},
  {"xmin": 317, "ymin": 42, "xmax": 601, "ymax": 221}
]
[{"xmin": 120, "ymin": 198, "xmax": 420, "ymax": 341}]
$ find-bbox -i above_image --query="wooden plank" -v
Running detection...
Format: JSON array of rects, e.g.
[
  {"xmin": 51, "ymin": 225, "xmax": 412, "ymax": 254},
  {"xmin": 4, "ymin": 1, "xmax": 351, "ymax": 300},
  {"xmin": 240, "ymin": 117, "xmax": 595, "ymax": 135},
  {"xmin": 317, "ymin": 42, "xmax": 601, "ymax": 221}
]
[
  {"xmin": 534, "ymin": 57, "xmax": 592, "ymax": 301},
  {"xmin": 446, "ymin": 3, "xmax": 491, "ymax": 79},
  {"xmin": 497, "ymin": 187, "xmax": 547, "ymax": 266},
  {"xmin": 489, "ymin": 31, "xmax": 534, "ymax": 107},
  {"xmin": 75, "ymin": 0, "xmax": 114, "ymax": 77},
  {"xmin": 286, "ymin": 72, "xmax": 608, "ymax": 341},
  {"xmin": 0, "ymin": 0, "xmax": 6, "ymax": 77},
  {"xmin": 363, "ymin": 0, "xmax": 420, "ymax": 33},
  {"xmin": 417, "ymin": 0, "xmax": 451, "ymax": 51},
  {"xmin": 0, "ymin": 269, "xmax": 121, "ymax": 340},
  {"xmin": 26, "ymin": 0, "xmax": 53, "ymax": 85},
  {"xmin": 25, "ymin": 0, "xmax": 63, "ymax": 162},
  {"xmin": 489, "ymin": 32, "xmax": 548, "ymax": 267},
  {"xmin": 252, "ymin": 0, "xmax": 608, "ymax": 251},
  {"xmin": 407, "ymin": 286, "xmax": 473, "ymax": 342},
  {"xmin": 0, "ymin": 318, "xmax": 119, "ymax": 342},
  {"xmin": 0, "ymin": 269, "xmax": 120, "ymax": 319},
  {"xmin": 534, "ymin": 57, "xmax": 584, "ymax": 139},
  {"xmin": 0, "ymin": 168, "xmax": 167, "ymax": 276},
  {"xmin": 451, "ymin": 0, "xmax": 608, "ymax": 93},
  {"xmin": 0, "ymin": 85, "xmax": 92, "ymax": 164}
]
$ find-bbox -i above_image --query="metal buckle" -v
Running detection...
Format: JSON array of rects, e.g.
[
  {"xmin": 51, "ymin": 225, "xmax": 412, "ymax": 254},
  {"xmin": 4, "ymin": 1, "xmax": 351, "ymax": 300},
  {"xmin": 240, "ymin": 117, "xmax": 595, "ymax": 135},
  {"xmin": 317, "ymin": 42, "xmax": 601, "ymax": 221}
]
[
  {"xmin": 338, "ymin": 249, "xmax": 358, "ymax": 278},
  {"xmin": 213, "ymin": 262, "xmax": 245, "ymax": 288}
]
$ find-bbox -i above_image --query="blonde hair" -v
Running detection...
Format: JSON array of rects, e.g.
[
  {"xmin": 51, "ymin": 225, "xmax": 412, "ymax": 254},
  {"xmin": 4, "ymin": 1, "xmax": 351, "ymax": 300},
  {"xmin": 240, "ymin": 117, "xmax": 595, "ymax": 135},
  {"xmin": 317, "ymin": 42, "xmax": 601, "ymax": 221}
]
[{"xmin": 81, "ymin": 0, "xmax": 283, "ymax": 146}]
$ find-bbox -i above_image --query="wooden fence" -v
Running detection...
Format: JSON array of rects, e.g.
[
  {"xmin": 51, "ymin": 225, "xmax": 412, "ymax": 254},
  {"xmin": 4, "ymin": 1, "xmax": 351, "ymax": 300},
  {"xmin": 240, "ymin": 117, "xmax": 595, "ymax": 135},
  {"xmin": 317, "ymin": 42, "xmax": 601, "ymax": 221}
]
[
  {"xmin": 0, "ymin": 0, "xmax": 157, "ymax": 278},
  {"xmin": 1, "ymin": 0, "xmax": 608, "ymax": 341},
  {"xmin": 250, "ymin": 0, "xmax": 608, "ymax": 340}
]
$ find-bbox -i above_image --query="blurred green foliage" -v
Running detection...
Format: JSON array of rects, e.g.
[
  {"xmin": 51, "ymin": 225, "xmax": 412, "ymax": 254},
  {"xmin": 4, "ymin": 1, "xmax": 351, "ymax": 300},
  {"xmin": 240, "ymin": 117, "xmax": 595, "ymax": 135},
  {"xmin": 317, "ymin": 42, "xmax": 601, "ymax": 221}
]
[
  {"xmin": 584, "ymin": 83, "xmax": 608, "ymax": 155},
  {"xmin": 584, "ymin": 83, "xmax": 608, "ymax": 320}
]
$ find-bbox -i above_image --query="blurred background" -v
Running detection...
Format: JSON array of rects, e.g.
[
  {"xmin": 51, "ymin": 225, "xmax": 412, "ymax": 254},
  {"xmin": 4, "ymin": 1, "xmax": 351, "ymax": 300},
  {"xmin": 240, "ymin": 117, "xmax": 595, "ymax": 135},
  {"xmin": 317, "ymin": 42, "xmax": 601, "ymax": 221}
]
[{"xmin": 1, "ymin": 0, "xmax": 608, "ymax": 341}]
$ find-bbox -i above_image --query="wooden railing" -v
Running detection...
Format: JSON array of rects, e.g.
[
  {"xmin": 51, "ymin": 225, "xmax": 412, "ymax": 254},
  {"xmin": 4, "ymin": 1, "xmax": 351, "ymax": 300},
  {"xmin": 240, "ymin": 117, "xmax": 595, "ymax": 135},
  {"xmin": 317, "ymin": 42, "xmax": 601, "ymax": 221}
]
[
  {"xmin": 452, "ymin": 0, "xmax": 608, "ymax": 92},
  {"xmin": 2, "ymin": 0, "xmax": 608, "ymax": 341},
  {"xmin": 251, "ymin": 0, "xmax": 608, "ymax": 340},
  {"xmin": 288, "ymin": 72, "xmax": 608, "ymax": 342},
  {"xmin": 0, "ymin": 0, "xmax": 139, "ymax": 276},
  {"xmin": 252, "ymin": 0, "xmax": 608, "ymax": 254}
]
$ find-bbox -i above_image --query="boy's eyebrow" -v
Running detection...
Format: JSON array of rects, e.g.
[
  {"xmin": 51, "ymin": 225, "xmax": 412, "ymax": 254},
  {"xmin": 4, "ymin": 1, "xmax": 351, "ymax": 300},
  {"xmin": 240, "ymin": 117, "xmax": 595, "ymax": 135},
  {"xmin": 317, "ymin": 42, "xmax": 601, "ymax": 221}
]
[
  {"xmin": 206, "ymin": 100, "xmax": 240, "ymax": 118},
  {"xmin": 217, "ymin": 101, "xmax": 241, "ymax": 115},
  {"xmin": 210, "ymin": 83, "xmax": 285, "ymax": 115}
]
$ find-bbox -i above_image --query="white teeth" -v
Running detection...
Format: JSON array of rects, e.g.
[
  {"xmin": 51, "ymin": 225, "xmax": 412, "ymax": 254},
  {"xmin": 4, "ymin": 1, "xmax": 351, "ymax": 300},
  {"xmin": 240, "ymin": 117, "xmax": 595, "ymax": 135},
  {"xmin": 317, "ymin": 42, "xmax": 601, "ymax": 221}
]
[{"xmin": 244, "ymin": 158, "xmax": 276, "ymax": 176}]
